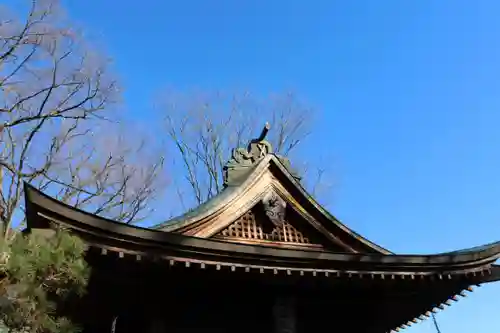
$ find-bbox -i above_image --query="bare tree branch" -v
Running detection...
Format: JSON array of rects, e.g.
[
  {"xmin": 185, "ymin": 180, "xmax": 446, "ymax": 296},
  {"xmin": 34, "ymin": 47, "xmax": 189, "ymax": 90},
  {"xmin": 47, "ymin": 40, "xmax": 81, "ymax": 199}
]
[
  {"xmin": 160, "ymin": 90, "xmax": 330, "ymax": 215},
  {"xmin": 0, "ymin": 0, "xmax": 166, "ymax": 239}
]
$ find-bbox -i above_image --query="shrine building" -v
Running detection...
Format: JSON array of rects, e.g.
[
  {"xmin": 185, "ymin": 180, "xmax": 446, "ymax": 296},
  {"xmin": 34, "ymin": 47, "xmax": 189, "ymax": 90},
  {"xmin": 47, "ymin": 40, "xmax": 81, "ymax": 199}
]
[{"xmin": 24, "ymin": 124, "xmax": 500, "ymax": 333}]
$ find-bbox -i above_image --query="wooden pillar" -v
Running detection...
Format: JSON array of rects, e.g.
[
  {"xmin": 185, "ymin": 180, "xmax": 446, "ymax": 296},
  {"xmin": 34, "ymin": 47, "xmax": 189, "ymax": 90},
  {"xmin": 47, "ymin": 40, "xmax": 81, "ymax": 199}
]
[
  {"xmin": 148, "ymin": 317, "xmax": 166, "ymax": 333},
  {"xmin": 273, "ymin": 295, "xmax": 296, "ymax": 333}
]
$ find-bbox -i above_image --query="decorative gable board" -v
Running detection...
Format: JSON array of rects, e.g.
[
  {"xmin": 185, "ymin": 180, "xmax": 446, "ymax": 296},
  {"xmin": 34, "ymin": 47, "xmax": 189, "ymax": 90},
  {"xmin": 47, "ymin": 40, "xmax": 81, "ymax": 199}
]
[{"xmin": 212, "ymin": 202, "xmax": 334, "ymax": 250}]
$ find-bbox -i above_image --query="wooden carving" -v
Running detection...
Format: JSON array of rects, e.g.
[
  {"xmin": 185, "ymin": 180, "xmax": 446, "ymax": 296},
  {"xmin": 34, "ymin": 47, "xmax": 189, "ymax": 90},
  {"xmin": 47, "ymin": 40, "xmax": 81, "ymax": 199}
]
[
  {"xmin": 262, "ymin": 191, "xmax": 286, "ymax": 228},
  {"xmin": 213, "ymin": 203, "xmax": 324, "ymax": 247}
]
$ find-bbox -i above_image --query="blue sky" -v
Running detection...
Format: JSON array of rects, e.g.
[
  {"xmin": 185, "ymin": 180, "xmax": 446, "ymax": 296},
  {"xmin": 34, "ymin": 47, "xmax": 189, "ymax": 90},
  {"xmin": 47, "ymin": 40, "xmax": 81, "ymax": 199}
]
[{"xmin": 10, "ymin": 0, "xmax": 500, "ymax": 331}]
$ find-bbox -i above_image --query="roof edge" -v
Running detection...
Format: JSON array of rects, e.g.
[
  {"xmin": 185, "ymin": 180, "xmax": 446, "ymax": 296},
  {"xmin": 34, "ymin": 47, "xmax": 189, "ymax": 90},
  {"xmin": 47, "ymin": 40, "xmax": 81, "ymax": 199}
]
[
  {"xmin": 268, "ymin": 155, "xmax": 392, "ymax": 254},
  {"xmin": 24, "ymin": 182, "xmax": 500, "ymax": 270},
  {"xmin": 152, "ymin": 155, "xmax": 394, "ymax": 254},
  {"xmin": 153, "ymin": 154, "xmax": 274, "ymax": 232}
]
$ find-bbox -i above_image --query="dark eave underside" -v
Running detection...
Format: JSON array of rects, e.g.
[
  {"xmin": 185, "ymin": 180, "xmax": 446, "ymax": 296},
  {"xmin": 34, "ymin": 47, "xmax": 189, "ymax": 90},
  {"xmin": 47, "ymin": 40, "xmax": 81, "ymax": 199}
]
[
  {"xmin": 24, "ymin": 183, "xmax": 500, "ymax": 278},
  {"xmin": 86, "ymin": 245, "xmax": 489, "ymax": 333}
]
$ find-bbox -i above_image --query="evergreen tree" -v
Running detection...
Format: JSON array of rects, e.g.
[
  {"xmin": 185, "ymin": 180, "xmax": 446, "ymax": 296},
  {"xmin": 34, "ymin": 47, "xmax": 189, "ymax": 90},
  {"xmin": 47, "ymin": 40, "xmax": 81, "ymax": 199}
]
[{"xmin": 0, "ymin": 229, "xmax": 90, "ymax": 333}]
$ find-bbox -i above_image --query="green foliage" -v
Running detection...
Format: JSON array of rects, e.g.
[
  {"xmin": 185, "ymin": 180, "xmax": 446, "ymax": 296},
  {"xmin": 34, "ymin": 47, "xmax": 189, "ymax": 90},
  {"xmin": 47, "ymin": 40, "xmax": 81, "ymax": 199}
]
[{"xmin": 0, "ymin": 229, "xmax": 90, "ymax": 333}]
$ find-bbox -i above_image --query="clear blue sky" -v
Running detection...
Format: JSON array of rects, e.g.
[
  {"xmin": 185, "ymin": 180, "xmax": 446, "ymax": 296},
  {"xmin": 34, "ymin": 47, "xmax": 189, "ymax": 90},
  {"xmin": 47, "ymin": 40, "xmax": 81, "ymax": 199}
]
[{"xmin": 15, "ymin": 0, "xmax": 500, "ymax": 331}]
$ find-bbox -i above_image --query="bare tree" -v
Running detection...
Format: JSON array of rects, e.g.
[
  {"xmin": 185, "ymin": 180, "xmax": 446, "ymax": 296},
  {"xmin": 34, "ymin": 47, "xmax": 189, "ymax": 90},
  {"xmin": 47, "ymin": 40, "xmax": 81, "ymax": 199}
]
[
  {"xmin": 30, "ymin": 122, "xmax": 166, "ymax": 223},
  {"xmin": 0, "ymin": 0, "xmax": 165, "ymax": 240},
  {"xmin": 161, "ymin": 89, "xmax": 331, "ymax": 215}
]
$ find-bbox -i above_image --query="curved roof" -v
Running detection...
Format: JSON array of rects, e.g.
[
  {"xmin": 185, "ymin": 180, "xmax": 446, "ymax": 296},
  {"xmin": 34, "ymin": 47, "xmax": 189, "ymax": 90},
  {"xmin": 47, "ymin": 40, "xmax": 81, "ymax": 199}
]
[
  {"xmin": 154, "ymin": 154, "xmax": 392, "ymax": 254},
  {"xmin": 24, "ymin": 182, "xmax": 500, "ymax": 277}
]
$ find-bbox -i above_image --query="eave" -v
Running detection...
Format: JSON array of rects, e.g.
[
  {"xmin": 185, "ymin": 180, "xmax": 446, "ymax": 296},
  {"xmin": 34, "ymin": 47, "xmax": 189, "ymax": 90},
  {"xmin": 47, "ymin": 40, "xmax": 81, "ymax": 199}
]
[{"xmin": 24, "ymin": 182, "xmax": 500, "ymax": 279}]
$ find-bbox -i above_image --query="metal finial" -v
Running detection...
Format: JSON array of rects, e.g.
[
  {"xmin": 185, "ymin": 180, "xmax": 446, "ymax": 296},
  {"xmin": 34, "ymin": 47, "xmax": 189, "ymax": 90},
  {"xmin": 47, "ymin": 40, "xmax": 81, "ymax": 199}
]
[{"xmin": 257, "ymin": 122, "xmax": 271, "ymax": 141}]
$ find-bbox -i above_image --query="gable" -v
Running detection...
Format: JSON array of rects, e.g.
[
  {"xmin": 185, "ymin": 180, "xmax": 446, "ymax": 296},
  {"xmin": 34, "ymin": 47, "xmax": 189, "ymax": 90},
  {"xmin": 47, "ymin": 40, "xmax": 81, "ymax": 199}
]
[
  {"xmin": 156, "ymin": 152, "xmax": 390, "ymax": 254},
  {"xmin": 212, "ymin": 200, "xmax": 339, "ymax": 251}
]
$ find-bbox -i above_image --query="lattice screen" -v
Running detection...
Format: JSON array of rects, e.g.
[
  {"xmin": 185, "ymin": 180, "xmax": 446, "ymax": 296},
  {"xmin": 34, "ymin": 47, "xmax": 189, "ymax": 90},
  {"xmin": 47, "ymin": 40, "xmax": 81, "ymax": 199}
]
[{"xmin": 214, "ymin": 209, "xmax": 319, "ymax": 245}]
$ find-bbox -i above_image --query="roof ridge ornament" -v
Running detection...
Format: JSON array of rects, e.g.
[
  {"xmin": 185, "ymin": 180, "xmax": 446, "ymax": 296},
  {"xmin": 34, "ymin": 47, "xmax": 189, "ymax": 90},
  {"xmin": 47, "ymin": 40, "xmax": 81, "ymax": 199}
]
[
  {"xmin": 223, "ymin": 123, "xmax": 273, "ymax": 187},
  {"xmin": 223, "ymin": 122, "xmax": 301, "ymax": 187},
  {"xmin": 247, "ymin": 122, "xmax": 273, "ymax": 159}
]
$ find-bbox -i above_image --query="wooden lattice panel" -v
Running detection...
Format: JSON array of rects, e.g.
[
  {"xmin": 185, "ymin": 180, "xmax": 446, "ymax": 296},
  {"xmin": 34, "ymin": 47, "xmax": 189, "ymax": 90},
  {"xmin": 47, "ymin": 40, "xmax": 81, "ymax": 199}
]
[{"xmin": 214, "ymin": 209, "xmax": 320, "ymax": 245}]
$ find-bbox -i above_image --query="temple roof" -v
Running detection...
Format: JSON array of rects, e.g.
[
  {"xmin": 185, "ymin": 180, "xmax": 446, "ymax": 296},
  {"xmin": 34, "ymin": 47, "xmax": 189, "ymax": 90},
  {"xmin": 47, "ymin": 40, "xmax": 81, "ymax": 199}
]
[
  {"xmin": 150, "ymin": 124, "xmax": 393, "ymax": 254},
  {"xmin": 23, "ymin": 182, "xmax": 500, "ymax": 276},
  {"xmin": 22, "ymin": 123, "xmax": 500, "ymax": 276},
  {"xmin": 153, "ymin": 153, "xmax": 391, "ymax": 254},
  {"xmin": 21, "ymin": 124, "xmax": 500, "ymax": 333}
]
